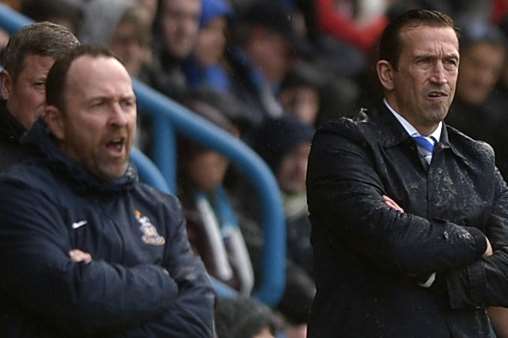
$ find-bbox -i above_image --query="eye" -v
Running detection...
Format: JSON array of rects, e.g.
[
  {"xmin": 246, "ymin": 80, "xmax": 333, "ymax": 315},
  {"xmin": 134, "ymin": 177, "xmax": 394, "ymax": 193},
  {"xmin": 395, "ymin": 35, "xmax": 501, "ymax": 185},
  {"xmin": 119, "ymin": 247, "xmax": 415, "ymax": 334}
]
[
  {"xmin": 416, "ymin": 56, "xmax": 432, "ymax": 64},
  {"xmin": 90, "ymin": 99, "xmax": 106, "ymax": 108},
  {"xmin": 446, "ymin": 58, "xmax": 458, "ymax": 66},
  {"xmin": 120, "ymin": 98, "xmax": 136, "ymax": 109},
  {"xmin": 33, "ymin": 80, "xmax": 45, "ymax": 89}
]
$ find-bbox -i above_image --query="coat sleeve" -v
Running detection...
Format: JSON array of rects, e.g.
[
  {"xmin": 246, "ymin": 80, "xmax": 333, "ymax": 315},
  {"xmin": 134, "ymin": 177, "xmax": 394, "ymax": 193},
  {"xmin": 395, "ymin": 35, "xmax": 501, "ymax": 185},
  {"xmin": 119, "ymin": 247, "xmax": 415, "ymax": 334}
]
[
  {"xmin": 0, "ymin": 179, "xmax": 178, "ymax": 336},
  {"xmin": 444, "ymin": 168, "xmax": 508, "ymax": 309},
  {"xmin": 121, "ymin": 197, "xmax": 215, "ymax": 338},
  {"xmin": 307, "ymin": 123, "xmax": 487, "ymax": 277}
]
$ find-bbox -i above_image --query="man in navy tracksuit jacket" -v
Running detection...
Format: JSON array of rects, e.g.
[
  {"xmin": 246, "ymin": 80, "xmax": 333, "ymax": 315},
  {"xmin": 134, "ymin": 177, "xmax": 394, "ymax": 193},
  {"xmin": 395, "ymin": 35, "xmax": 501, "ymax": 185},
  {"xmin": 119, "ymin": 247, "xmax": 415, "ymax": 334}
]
[{"xmin": 0, "ymin": 45, "xmax": 214, "ymax": 337}]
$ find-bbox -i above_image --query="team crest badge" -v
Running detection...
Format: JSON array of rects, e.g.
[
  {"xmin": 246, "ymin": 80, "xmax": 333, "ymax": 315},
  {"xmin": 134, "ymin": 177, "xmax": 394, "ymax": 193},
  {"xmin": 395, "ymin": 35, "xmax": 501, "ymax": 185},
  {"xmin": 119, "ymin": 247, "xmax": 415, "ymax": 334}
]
[{"xmin": 135, "ymin": 210, "xmax": 166, "ymax": 246}]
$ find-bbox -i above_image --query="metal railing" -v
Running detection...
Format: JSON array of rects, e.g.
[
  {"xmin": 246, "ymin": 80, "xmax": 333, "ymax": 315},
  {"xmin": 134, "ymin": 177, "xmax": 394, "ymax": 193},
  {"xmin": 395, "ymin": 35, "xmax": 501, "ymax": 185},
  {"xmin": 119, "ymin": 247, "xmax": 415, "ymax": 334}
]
[{"xmin": 0, "ymin": 4, "xmax": 286, "ymax": 306}]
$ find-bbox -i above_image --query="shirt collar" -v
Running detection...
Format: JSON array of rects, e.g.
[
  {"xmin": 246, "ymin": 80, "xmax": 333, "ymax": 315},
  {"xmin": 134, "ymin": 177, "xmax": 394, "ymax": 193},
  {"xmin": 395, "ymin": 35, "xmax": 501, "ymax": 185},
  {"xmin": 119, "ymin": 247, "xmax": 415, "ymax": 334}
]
[{"xmin": 383, "ymin": 99, "xmax": 442, "ymax": 143}]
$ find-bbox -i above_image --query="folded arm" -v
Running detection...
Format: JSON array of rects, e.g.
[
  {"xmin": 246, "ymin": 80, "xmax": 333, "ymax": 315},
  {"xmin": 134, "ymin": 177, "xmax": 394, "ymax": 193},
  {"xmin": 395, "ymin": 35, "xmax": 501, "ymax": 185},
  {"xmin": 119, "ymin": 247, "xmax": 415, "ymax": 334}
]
[
  {"xmin": 121, "ymin": 197, "xmax": 215, "ymax": 338},
  {"xmin": 445, "ymin": 168, "xmax": 508, "ymax": 309},
  {"xmin": 307, "ymin": 127, "xmax": 487, "ymax": 277},
  {"xmin": 0, "ymin": 180, "xmax": 178, "ymax": 336}
]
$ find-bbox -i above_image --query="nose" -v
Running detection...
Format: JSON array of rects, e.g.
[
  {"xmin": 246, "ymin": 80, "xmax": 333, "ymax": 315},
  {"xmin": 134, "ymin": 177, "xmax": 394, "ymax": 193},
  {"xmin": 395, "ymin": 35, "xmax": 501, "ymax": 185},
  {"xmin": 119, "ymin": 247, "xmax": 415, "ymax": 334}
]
[
  {"xmin": 429, "ymin": 61, "xmax": 448, "ymax": 84},
  {"xmin": 109, "ymin": 102, "xmax": 128, "ymax": 127}
]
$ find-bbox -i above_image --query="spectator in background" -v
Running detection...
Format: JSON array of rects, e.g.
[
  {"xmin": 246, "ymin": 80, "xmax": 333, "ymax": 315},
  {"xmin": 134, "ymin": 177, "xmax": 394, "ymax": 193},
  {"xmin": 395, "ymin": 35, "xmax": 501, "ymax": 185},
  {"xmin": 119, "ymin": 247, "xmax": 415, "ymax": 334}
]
[
  {"xmin": 238, "ymin": 116, "xmax": 315, "ymax": 337},
  {"xmin": 251, "ymin": 116, "xmax": 315, "ymax": 277},
  {"xmin": 178, "ymin": 89, "xmax": 254, "ymax": 296},
  {"xmin": 109, "ymin": 6, "xmax": 153, "ymax": 78},
  {"xmin": 215, "ymin": 297, "xmax": 277, "ymax": 338},
  {"xmin": 0, "ymin": 22, "xmax": 79, "ymax": 171},
  {"xmin": 278, "ymin": 62, "xmax": 327, "ymax": 127},
  {"xmin": 183, "ymin": 0, "xmax": 232, "ymax": 92},
  {"xmin": 149, "ymin": 0, "xmax": 201, "ymax": 100},
  {"xmin": 80, "ymin": 0, "xmax": 135, "ymax": 45},
  {"xmin": 20, "ymin": 0, "xmax": 81, "ymax": 33},
  {"xmin": 136, "ymin": 0, "xmax": 158, "ymax": 26},
  {"xmin": 226, "ymin": 1, "xmax": 304, "ymax": 128},
  {"xmin": 80, "ymin": 0, "xmax": 153, "ymax": 78},
  {"xmin": 446, "ymin": 19, "xmax": 508, "ymax": 176}
]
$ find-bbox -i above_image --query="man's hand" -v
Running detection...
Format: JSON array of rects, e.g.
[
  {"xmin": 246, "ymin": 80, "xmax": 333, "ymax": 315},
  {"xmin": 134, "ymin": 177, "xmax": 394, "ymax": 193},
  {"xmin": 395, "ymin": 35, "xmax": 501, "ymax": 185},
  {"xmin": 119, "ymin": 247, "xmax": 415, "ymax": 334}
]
[
  {"xmin": 484, "ymin": 237, "xmax": 493, "ymax": 257},
  {"xmin": 69, "ymin": 249, "xmax": 92, "ymax": 264},
  {"xmin": 383, "ymin": 195, "xmax": 404, "ymax": 213}
]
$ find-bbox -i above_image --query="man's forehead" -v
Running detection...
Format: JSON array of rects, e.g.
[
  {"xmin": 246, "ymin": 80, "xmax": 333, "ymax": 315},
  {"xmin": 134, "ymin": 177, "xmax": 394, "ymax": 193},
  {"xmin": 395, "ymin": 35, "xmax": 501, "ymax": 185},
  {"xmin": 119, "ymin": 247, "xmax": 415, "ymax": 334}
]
[
  {"xmin": 400, "ymin": 25, "xmax": 459, "ymax": 54},
  {"xmin": 66, "ymin": 55, "xmax": 133, "ymax": 93},
  {"xmin": 17, "ymin": 53, "xmax": 55, "ymax": 76}
]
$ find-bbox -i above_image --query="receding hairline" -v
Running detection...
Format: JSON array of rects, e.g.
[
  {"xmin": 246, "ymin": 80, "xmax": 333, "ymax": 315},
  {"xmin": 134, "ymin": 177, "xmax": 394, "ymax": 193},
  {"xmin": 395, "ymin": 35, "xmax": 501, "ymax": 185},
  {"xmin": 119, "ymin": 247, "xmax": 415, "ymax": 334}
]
[
  {"xmin": 393, "ymin": 24, "xmax": 459, "ymax": 60},
  {"xmin": 59, "ymin": 55, "xmax": 133, "ymax": 112}
]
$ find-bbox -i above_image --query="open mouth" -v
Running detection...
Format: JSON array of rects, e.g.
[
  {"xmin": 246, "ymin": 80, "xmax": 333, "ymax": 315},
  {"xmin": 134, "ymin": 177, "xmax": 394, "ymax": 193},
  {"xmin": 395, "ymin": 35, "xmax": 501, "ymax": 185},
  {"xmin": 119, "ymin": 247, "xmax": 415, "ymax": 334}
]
[
  {"xmin": 427, "ymin": 90, "xmax": 448, "ymax": 99},
  {"xmin": 106, "ymin": 137, "xmax": 126, "ymax": 155}
]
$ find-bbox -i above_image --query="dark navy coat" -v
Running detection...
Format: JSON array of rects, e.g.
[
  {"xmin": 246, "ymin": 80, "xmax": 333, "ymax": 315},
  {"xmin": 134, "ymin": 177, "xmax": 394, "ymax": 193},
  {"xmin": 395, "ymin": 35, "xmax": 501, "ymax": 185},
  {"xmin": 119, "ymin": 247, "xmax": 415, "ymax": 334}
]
[
  {"xmin": 0, "ymin": 100, "xmax": 38, "ymax": 172},
  {"xmin": 0, "ymin": 122, "xmax": 214, "ymax": 337},
  {"xmin": 307, "ymin": 104, "xmax": 508, "ymax": 338}
]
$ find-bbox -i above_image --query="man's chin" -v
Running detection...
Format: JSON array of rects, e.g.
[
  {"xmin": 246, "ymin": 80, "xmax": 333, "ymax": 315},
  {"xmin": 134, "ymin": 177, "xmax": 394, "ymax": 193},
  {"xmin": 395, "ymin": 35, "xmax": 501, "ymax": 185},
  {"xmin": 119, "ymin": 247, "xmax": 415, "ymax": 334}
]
[{"xmin": 94, "ymin": 163, "xmax": 129, "ymax": 181}]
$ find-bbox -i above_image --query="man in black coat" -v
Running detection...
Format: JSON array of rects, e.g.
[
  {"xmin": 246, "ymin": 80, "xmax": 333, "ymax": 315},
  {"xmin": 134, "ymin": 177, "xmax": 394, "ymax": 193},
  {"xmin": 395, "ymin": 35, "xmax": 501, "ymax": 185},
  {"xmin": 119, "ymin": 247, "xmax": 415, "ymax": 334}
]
[
  {"xmin": 307, "ymin": 9, "xmax": 508, "ymax": 338},
  {"xmin": 0, "ymin": 45, "xmax": 214, "ymax": 337},
  {"xmin": 0, "ymin": 22, "xmax": 79, "ymax": 171}
]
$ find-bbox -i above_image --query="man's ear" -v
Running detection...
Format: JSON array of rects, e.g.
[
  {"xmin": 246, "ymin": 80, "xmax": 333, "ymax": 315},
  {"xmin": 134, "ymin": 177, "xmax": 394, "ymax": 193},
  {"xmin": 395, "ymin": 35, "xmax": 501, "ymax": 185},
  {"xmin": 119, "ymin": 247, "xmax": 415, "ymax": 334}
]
[
  {"xmin": 44, "ymin": 105, "xmax": 65, "ymax": 141},
  {"xmin": 0, "ymin": 70, "xmax": 13, "ymax": 100},
  {"xmin": 376, "ymin": 60, "xmax": 395, "ymax": 91}
]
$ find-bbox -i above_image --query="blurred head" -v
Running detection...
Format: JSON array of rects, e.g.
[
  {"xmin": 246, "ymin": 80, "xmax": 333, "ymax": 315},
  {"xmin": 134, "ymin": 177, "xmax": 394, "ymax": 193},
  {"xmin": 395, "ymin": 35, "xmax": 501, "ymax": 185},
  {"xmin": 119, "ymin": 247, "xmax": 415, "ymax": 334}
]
[
  {"xmin": 280, "ymin": 86, "xmax": 319, "ymax": 126},
  {"xmin": 277, "ymin": 142, "xmax": 311, "ymax": 194},
  {"xmin": 279, "ymin": 62, "xmax": 325, "ymax": 126},
  {"xmin": 193, "ymin": 0, "xmax": 232, "ymax": 67},
  {"xmin": 21, "ymin": 0, "xmax": 81, "ymax": 33},
  {"xmin": 180, "ymin": 89, "xmax": 239, "ymax": 192},
  {"xmin": 0, "ymin": 22, "xmax": 79, "ymax": 129},
  {"xmin": 456, "ymin": 21, "xmax": 506, "ymax": 105},
  {"xmin": 215, "ymin": 297, "xmax": 277, "ymax": 338},
  {"xmin": 136, "ymin": 0, "xmax": 158, "ymax": 24},
  {"xmin": 253, "ymin": 116, "xmax": 314, "ymax": 194},
  {"xmin": 110, "ymin": 7, "xmax": 152, "ymax": 76},
  {"xmin": 158, "ymin": 0, "xmax": 202, "ymax": 60},
  {"xmin": 376, "ymin": 9, "xmax": 459, "ymax": 135},
  {"xmin": 238, "ymin": 2, "xmax": 299, "ymax": 84},
  {"xmin": 194, "ymin": 16, "xmax": 227, "ymax": 66},
  {"xmin": 44, "ymin": 45, "xmax": 137, "ymax": 181}
]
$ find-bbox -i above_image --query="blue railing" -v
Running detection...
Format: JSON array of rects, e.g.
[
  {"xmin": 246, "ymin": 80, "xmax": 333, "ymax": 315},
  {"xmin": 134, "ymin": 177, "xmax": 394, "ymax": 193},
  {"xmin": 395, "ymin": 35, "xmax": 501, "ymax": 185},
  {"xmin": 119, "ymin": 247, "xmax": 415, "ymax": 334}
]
[{"xmin": 0, "ymin": 4, "xmax": 286, "ymax": 306}]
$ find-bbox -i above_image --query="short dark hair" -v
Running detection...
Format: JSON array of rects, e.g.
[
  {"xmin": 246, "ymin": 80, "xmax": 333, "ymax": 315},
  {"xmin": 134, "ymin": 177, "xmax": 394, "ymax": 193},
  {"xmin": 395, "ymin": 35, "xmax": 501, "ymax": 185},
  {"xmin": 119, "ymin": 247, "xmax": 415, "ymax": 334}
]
[
  {"xmin": 46, "ymin": 45, "xmax": 117, "ymax": 111},
  {"xmin": 1, "ymin": 22, "xmax": 79, "ymax": 81},
  {"xmin": 378, "ymin": 9, "xmax": 458, "ymax": 68}
]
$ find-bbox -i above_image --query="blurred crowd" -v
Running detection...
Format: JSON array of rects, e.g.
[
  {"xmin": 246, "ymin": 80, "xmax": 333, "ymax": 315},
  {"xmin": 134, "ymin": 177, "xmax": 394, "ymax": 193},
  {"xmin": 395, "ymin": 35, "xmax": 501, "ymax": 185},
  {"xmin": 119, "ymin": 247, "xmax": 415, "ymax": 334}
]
[{"xmin": 2, "ymin": 0, "xmax": 508, "ymax": 337}]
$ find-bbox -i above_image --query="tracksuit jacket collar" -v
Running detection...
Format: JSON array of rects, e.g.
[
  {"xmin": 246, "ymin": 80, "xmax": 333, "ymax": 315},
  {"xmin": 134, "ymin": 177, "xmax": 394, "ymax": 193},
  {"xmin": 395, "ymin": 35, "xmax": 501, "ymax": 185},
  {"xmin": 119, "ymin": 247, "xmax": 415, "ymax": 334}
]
[{"xmin": 22, "ymin": 119, "xmax": 138, "ymax": 194}]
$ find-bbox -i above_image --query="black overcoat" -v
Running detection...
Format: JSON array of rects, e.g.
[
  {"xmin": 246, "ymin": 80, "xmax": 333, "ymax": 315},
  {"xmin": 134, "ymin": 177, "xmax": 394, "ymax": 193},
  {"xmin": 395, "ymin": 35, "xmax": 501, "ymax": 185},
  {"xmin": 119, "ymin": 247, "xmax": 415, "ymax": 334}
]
[{"xmin": 307, "ymin": 103, "xmax": 508, "ymax": 338}]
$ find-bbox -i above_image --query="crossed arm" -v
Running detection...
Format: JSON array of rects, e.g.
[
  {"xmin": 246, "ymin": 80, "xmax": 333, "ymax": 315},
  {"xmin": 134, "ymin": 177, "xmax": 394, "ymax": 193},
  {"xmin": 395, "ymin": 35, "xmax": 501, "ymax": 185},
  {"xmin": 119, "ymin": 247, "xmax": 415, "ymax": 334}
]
[
  {"xmin": 384, "ymin": 194, "xmax": 508, "ymax": 337},
  {"xmin": 382, "ymin": 195, "xmax": 493, "ymax": 258},
  {"xmin": 307, "ymin": 129, "xmax": 508, "ymax": 308},
  {"xmin": 0, "ymin": 180, "xmax": 213, "ymax": 337}
]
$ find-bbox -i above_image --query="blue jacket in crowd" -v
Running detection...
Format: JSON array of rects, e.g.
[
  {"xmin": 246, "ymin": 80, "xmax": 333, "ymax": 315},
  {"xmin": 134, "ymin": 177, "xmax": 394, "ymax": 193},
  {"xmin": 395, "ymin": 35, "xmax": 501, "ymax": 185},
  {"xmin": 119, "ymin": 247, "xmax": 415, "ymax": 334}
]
[{"xmin": 0, "ymin": 121, "xmax": 215, "ymax": 338}]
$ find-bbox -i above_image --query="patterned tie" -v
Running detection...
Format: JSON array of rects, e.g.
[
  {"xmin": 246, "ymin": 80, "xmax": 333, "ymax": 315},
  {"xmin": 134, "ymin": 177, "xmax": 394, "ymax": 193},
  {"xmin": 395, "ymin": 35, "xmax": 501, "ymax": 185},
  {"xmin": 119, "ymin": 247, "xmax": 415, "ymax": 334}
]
[
  {"xmin": 413, "ymin": 136, "xmax": 435, "ymax": 164},
  {"xmin": 413, "ymin": 135, "xmax": 437, "ymax": 287}
]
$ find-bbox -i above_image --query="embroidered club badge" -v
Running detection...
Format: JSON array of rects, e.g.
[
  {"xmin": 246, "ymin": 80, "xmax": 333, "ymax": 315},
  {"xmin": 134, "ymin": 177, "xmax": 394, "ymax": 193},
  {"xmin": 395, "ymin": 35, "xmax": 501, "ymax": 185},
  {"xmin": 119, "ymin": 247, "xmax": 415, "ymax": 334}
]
[{"xmin": 135, "ymin": 210, "xmax": 166, "ymax": 246}]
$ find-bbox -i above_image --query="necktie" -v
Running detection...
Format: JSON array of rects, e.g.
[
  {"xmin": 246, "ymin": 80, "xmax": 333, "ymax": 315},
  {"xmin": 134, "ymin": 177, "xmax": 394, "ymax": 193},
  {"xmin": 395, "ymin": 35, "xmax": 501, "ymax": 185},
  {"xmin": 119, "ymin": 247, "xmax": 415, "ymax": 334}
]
[
  {"xmin": 413, "ymin": 136, "xmax": 435, "ymax": 164},
  {"xmin": 412, "ymin": 135, "xmax": 437, "ymax": 287}
]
